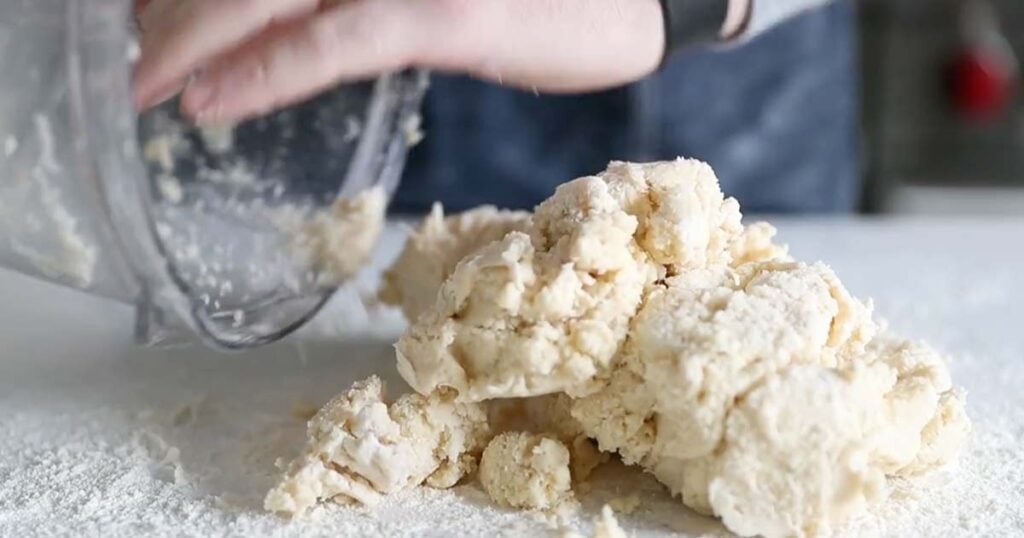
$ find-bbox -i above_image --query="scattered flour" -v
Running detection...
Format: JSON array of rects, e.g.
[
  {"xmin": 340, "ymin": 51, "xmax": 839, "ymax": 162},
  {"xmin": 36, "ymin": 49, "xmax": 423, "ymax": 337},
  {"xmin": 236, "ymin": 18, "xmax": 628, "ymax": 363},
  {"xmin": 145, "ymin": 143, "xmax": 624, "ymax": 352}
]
[
  {"xmin": 8, "ymin": 178, "xmax": 98, "ymax": 288},
  {"xmin": 1, "ymin": 218, "xmax": 1022, "ymax": 537},
  {"xmin": 3, "ymin": 135, "xmax": 17, "ymax": 157},
  {"xmin": 400, "ymin": 113, "xmax": 424, "ymax": 147},
  {"xmin": 0, "ymin": 114, "xmax": 97, "ymax": 288}
]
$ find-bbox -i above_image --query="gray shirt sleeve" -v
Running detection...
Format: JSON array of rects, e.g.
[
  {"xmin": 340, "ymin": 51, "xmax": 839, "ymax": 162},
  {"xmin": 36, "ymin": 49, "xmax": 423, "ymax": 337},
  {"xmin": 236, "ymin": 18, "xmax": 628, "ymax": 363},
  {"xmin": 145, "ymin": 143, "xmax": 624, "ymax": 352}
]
[
  {"xmin": 661, "ymin": 0, "xmax": 834, "ymax": 60},
  {"xmin": 735, "ymin": 0, "xmax": 835, "ymax": 41}
]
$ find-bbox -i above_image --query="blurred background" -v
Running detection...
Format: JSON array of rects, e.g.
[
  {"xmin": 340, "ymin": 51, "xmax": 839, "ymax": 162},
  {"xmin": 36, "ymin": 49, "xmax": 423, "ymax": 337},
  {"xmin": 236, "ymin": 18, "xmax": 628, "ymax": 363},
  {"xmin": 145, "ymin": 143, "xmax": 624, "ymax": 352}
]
[
  {"xmin": 392, "ymin": 0, "xmax": 1024, "ymax": 217},
  {"xmin": 860, "ymin": 0, "xmax": 1024, "ymax": 215}
]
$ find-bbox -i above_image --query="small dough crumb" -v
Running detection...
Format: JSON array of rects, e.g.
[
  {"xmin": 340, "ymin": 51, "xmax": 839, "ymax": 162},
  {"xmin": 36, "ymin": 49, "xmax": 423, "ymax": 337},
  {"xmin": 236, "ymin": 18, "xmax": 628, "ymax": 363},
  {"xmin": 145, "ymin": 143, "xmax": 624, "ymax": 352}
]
[
  {"xmin": 156, "ymin": 174, "xmax": 184, "ymax": 204},
  {"xmin": 401, "ymin": 113, "xmax": 425, "ymax": 147},
  {"xmin": 479, "ymin": 432, "xmax": 572, "ymax": 510},
  {"xmin": 142, "ymin": 135, "xmax": 175, "ymax": 172},
  {"xmin": 593, "ymin": 505, "xmax": 628, "ymax": 538},
  {"xmin": 198, "ymin": 122, "xmax": 236, "ymax": 155},
  {"xmin": 487, "ymin": 394, "xmax": 608, "ymax": 482},
  {"xmin": 265, "ymin": 376, "xmax": 489, "ymax": 515}
]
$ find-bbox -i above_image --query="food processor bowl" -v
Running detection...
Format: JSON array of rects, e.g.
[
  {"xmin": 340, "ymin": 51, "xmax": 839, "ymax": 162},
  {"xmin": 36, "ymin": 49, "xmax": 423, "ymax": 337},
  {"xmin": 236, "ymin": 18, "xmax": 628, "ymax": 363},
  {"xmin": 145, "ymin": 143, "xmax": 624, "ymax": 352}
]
[{"xmin": 0, "ymin": 0, "xmax": 427, "ymax": 348}]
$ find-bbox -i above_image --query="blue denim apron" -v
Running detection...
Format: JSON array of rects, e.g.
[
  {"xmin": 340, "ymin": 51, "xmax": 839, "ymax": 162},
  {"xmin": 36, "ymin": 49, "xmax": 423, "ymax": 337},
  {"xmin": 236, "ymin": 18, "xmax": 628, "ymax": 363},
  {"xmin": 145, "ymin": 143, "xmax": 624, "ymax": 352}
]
[{"xmin": 392, "ymin": 0, "xmax": 857, "ymax": 215}]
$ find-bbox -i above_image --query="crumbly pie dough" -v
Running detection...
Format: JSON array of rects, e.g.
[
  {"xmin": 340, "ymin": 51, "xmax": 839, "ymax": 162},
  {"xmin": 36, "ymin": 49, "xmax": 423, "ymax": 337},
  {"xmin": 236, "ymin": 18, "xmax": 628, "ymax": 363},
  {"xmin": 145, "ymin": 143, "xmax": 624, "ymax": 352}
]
[{"xmin": 269, "ymin": 159, "xmax": 969, "ymax": 538}]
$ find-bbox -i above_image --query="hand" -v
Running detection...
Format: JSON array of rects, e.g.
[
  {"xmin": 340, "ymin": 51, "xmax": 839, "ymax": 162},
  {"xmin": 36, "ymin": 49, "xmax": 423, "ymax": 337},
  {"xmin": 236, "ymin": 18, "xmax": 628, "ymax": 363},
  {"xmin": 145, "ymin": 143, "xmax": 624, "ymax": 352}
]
[{"xmin": 133, "ymin": 0, "xmax": 665, "ymax": 123}]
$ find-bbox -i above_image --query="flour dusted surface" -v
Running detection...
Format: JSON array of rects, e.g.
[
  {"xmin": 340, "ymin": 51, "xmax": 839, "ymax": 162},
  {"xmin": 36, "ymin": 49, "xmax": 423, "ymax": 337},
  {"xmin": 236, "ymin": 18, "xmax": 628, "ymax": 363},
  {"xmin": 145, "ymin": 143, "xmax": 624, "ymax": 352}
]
[{"xmin": 1, "ymin": 211, "xmax": 1022, "ymax": 535}]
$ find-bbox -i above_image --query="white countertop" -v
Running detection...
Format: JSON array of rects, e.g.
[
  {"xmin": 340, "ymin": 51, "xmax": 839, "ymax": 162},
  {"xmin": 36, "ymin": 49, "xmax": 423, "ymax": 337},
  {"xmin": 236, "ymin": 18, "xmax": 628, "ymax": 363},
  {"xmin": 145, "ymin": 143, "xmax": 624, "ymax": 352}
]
[{"xmin": 1, "ymin": 217, "xmax": 1022, "ymax": 537}]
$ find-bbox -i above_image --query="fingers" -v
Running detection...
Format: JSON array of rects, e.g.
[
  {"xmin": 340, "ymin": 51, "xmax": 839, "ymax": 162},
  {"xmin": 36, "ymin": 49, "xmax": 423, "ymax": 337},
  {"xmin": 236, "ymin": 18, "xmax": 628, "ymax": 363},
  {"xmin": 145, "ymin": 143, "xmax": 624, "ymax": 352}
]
[
  {"xmin": 138, "ymin": 0, "xmax": 663, "ymax": 121},
  {"xmin": 458, "ymin": 0, "xmax": 664, "ymax": 93},
  {"xmin": 133, "ymin": 0, "xmax": 321, "ymax": 110},
  {"xmin": 179, "ymin": 1, "xmax": 435, "ymax": 122}
]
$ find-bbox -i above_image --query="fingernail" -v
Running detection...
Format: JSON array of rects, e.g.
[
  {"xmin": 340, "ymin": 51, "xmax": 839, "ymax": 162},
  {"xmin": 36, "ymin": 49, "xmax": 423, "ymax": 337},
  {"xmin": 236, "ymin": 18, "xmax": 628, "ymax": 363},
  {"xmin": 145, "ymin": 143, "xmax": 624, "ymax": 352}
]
[
  {"xmin": 182, "ymin": 77, "xmax": 217, "ymax": 117},
  {"xmin": 135, "ymin": 78, "xmax": 182, "ymax": 111}
]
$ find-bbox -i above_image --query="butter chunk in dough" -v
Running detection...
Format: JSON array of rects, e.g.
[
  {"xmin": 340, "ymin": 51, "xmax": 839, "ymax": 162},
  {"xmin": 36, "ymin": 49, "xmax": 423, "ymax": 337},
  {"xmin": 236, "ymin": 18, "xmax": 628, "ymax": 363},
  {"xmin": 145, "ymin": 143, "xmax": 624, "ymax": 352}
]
[
  {"xmin": 479, "ymin": 432, "xmax": 573, "ymax": 510},
  {"xmin": 265, "ymin": 377, "xmax": 489, "ymax": 515}
]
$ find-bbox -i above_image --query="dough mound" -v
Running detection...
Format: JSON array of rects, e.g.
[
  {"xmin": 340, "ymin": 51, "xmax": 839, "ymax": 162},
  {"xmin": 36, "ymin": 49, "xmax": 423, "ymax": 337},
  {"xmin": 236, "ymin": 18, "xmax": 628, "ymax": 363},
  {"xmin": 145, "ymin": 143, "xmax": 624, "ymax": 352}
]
[
  {"xmin": 380, "ymin": 204, "xmax": 531, "ymax": 322},
  {"xmin": 273, "ymin": 159, "xmax": 969, "ymax": 538},
  {"xmin": 570, "ymin": 261, "xmax": 969, "ymax": 537},
  {"xmin": 478, "ymin": 432, "xmax": 572, "ymax": 510},
  {"xmin": 396, "ymin": 159, "xmax": 743, "ymax": 401},
  {"xmin": 265, "ymin": 376, "xmax": 489, "ymax": 515}
]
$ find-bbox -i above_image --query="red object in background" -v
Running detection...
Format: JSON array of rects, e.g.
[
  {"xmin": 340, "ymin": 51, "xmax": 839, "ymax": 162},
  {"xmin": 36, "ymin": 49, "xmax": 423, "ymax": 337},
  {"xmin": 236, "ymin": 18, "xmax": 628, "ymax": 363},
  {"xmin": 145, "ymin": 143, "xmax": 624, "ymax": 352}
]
[
  {"xmin": 947, "ymin": 0, "xmax": 1018, "ymax": 124},
  {"xmin": 949, "ymin": 47, "xmax": 1015, "ymax": 122}
]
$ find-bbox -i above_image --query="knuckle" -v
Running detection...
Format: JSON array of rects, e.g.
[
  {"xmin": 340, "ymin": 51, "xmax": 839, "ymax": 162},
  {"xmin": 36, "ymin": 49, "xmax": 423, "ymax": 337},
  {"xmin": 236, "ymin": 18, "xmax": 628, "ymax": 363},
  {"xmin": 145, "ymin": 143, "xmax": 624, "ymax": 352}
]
[
  {"xmin": 401, "ymin": 0, "xmax": 481, "ymax": 66},
  {"xmin": 431, "ymin": 0, "xmax": 478, "ymax": 23},
  {"xmin": 306, "ymin": 17, "xmax": 344, "ymax": 65}
]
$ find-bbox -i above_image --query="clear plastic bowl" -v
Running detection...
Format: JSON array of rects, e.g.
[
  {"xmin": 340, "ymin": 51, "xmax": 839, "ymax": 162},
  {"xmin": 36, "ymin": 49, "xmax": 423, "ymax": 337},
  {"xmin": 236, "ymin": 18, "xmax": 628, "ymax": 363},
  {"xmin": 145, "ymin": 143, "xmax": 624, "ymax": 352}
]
[{"xmin": 0, "ymin": 0, "xmax": 426, "ymax": 348}]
